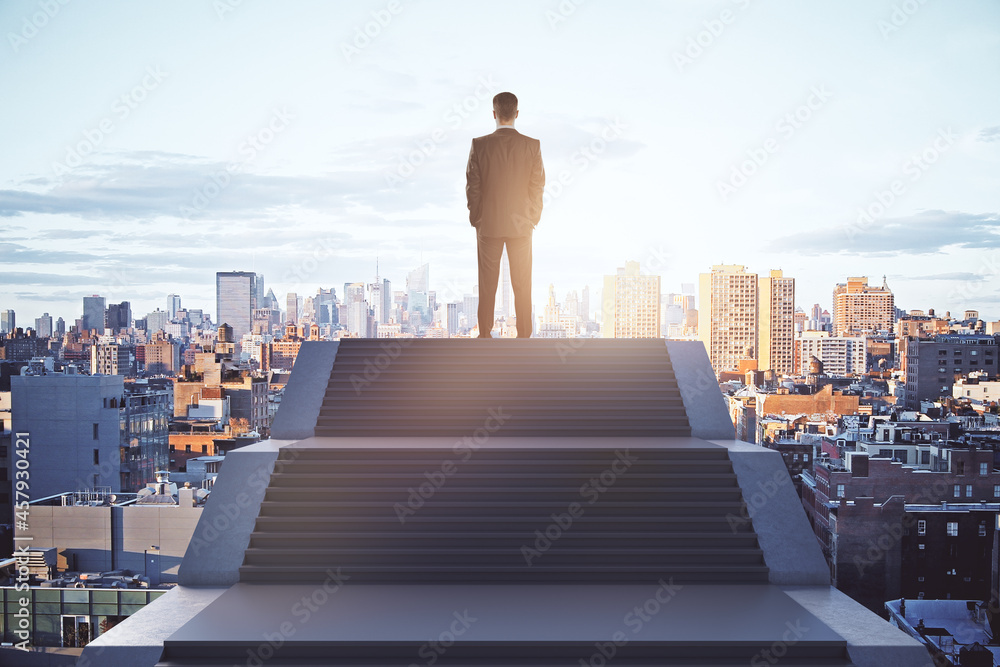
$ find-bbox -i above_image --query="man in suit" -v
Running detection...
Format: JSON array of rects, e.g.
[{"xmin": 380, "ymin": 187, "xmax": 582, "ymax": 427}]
[{"xmin": 466, "ymin": 91, "xmax": 545, "ymax": 338}]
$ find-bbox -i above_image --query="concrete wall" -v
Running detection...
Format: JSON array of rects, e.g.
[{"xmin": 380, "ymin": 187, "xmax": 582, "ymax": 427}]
[
  {"xmin": 11, "ymin": 375, "xmax": 124, "ymax": 497},
  {"xmin": 16, "ymin": 503, "xmax": 201, "ymax": 584}
]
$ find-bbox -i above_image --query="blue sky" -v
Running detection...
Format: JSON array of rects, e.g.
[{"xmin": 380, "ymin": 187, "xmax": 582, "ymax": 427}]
[{"xmin": 1, "ymin": 0, "xmax": 998, "ymax": 325}]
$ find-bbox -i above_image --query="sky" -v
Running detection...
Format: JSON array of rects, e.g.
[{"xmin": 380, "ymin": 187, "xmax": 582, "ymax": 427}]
[{"xmin": 1, "ymin": 0, "xmax": 998, "ymax": 326}]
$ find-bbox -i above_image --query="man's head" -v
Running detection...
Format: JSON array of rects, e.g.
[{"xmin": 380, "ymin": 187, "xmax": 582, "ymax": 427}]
[{"xmin": 492, "ymin": 92, "xmax": 518, "ymax": 124}]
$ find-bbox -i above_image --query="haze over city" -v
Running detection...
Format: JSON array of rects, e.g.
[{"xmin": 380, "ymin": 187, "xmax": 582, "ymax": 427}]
[{"xmin": 1, "ymin": 0, "xmax": 999, "ymax": 323}]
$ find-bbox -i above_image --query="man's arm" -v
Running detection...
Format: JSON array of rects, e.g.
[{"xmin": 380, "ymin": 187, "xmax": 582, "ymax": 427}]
[
  {"xmin": 528, "ymin": 139, "xmax": 545, "ymax": 227},
  {"xmin": 465, "ymin": 139, "xmax": 481, "ymax": 228}
]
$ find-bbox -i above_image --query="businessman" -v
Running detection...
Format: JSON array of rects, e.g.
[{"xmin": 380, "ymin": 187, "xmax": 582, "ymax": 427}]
[{"xmin": 466, "ymin": 91, "xmax": 545, "ymax": 338}]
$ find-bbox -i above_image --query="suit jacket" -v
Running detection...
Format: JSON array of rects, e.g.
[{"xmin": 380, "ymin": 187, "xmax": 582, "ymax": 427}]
[{"xmin": 466, "ymin": 128, "xmax": 545, "ymax": 238}]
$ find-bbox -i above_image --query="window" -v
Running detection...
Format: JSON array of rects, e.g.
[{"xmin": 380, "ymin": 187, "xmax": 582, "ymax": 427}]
[
  {"xmin": 917, "ymin": 520, "xmax": 927, "ymax": 536},
  {"xmin": 980, "ymin": 522, "xmax": 987, "ymax": 537},
  {"xmin": 995, "ymin": 484, "xmax": 1000, "ymax": 498},
  {"xmin": 793, "ymin": 454, "xmax": 799, "ymax": 462},
  {"xmin": 93, "ymin": 449, "xmax": 99, "ymax": 465},
  {"xmin": 946, "ymin": 522, "xmax": 959, "ymax": 537},
  {"xmin": 917, "ymin": 576, "xmax": 925, "ymax": 582},
  {"xmin": 836, "ymin": 484, "xmax": 845, "ymax": 499},
  {"xmin": 803, "ymin": 454, "xmax": 809, "ymax": 462},
  {"xmin": 185, "ymin": 445, "xmax": 191, "ymax": 453},
  {"xmin": 982, "ymin": 463, "xmax": 990, "ymax": 476},
  {"xmin": 955, "ymin": 485, "xmax": 962, "ymax": 498},
  {"xmin": 93, "ymin": 423, "xmax": 99, "ymax": 440},
  {"xmin": 956, "ymin": 461, "xmax": 965, "ymax": 475},
  {"xmin": 922, "ymin": 452, "xmax": 931, "ymax": 465},
  {"xmin": 967, "ymin": 485, "xmax": 973, "ymax": 498},
  {"xmin": 918, "ymin": 543, "xmax": 926, "ymax": 550},
  {"xmin": 201, "ymin": 445, "xmax": 207, "ymax": 454}
]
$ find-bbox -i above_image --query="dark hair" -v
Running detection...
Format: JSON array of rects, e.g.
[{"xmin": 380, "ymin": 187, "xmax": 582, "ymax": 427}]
[{"xmin": 493, "ymin": 92, "xmax": 518, "ymax": 122}]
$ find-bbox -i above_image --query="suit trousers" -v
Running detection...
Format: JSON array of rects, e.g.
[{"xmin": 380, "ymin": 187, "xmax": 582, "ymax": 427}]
[{"xmin": 476, "ymin": 231, "xmax": 532, "ymax": 338}]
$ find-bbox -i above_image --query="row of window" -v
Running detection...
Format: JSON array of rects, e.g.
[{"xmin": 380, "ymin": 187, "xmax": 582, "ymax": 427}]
[{"xmin": 916, "ymin": 519, "xmax": 988, "ymax": 537}]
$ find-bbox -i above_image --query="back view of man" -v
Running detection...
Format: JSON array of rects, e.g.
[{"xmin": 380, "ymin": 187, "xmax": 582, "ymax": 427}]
[{"xmin": 466, "ymin": 92, "xmax": 545, "ymax": 338}]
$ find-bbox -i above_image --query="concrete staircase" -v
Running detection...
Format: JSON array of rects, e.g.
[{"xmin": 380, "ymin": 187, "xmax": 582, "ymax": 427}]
[
  {"xmin": 239, "ymin": 445, "xmax": 769, "ymax": 584},
  {"xmin": 155, "ymin": 339, "xmax": 856, "ymax": 667}
]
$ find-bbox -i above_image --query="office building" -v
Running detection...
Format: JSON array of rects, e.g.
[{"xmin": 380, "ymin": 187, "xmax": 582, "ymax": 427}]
[
  {"xmin": 903, "ymin": 334, "xmax": 999, "ymax": 409},
  {"xmin": 34, "ymin": 312, "xmax": 53, "ymax": 338},
  {"xmin": 832, "ymin": 276, "xmax": 895, "ymax": 337},
  {"xmin": 286, "ymin": 292, "xmax": 298, "ymax": 325},
  {"xmin": 82, "ymin": 295, "xmax": 106, "ymax": 334},
  {"xmin": 216, "ymin": 271, "xmax": 257, "ymax": 344},
  {"xmin": 757, "ymin": 270, "xmax": 795, "ymax": 375},
  {"xmin": 0, "ymin": 309, "xmax": 14, "ymax": 334},
  {"xmin": 168, "ymin": 294, "xmax": 182, "ymax": 320},
  {"xmin": 369, "ymin": 278, "xmax": 392, "ymax": 325},
  {"xmin": 698, "ymin": 264, "xmax": 758, "ymax": 373},
  {"xmin": 106, "ymin": 301, "xmax": 132, "ymax": 333},
  {"xmin": 145, "ymin": 309, "xmax": 169, "ymax": 334}
]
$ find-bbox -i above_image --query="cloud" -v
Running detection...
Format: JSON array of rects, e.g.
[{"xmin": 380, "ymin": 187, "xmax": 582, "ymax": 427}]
[
  {"xmin": 977, "ymin": 126, "xmax": 1000, "ymax": 142},
  {"xmin": 907, "ymin": 272, "xmax": 987, "ymax": 281},
  {"xmin": 0, "ymin": 272, "xmax": 105, "ymax": 286},
  {"xmin": 774, "ymin": 210, "xmax": 1000, "ymax": 257}
]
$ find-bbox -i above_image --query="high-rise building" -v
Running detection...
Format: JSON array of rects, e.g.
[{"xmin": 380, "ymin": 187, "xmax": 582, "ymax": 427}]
[
  {"xmin": 106, "ymin": 301, "xmax": 132, "ymax": 333},
  {"xmin": 581, "ymin": 286, "xmax": 590, "ymax": 323},
  {"xmin": 795, "ymin": 331, "xmax": 866, "ymax": 376},
  {"xmin": 463, "ymin": 291, "xmax": 479, "ymax": 331},
  {"xmin": 168, "ymin": 294, "xmax": 182, "ymax": 320},
  {"xmin": 446, "ymin": 302, "xmax": 460, "ymax": 336},
  {"xmin": 82, "ymin": 295, "xmax": 106, "ymax": 334},
  {"xmin": 146, "ymin": 309, "xmax": 169, "ymax": 334},
  {"xmin": 314, "ymin": 288, "xmax": 339, "ymax": 329},
  {"xmin": 832, "ymin": 276, "xmax": 895, "ymax": 337},
  {"xmin": 602, "ymin": 261, "xmax": 661, "ymax": 339},
  {"xmin": 698, "ymin": 264, "xmax": 758, "ymax": 374},
  {"xmin": 55, "ymin": 317, "xmax": 65, "ymax": 337},
  {"xmin": 757, "ymin": 269, "xmax": 795, "ymax": 375},
  {"xmin": 369, "ymin": 279, "xmax": 392, "ymax": 325},
  {"xmin": 216, "ymin": 271, "xmax": 257, "ymax": 344},
  {"xmin": 407, "ymin": 264, "xmax": 430, "ymax": 322},
  {"xmin": 344, "ymin": 283, "xmax": 369, "ymax": 337},
  {"xmin": 1, "ymin": 309, "xmax": 15, "ymax": 334},
  {"xmin": 286, "ymin": 292, "xmax": 298, "ymax": 325},
  {"xmin": 34, "ymin": 313, "xmax": 53, "ymax": 338}
]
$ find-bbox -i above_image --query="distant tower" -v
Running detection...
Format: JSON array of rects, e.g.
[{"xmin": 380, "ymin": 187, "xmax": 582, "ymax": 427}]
[
  {"xmin": 216, "ymin": 271, "xmax": 256, "ymax": 344},
  {"xmin": 500, "ymin": 251, "xmax": 513, "ymax": 320},
  {"xmin": 167, "ymin": 294, "xmax": 182, "ymax": 320},
  {"xmin": 82, "ymin": 295, "xmax": 106, "ymax": 334}
]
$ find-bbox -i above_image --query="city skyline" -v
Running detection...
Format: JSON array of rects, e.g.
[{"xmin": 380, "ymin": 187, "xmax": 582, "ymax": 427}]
[{"xmin": 1, "ymin": 1, "xmax": 999, "ymax": 322}]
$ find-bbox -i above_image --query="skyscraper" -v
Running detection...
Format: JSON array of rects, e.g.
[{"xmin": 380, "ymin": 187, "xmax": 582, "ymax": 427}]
[
  {"xmin": 407, "ymin": 264, "xmax": 430, "ymax": 322},
  {"xmin": 369, "ymin": 278, "xmax": 392, "ymax": 325},
  {"xmin": 344, "ymin": 282, "xmax": 368, "ymax": 337},
  {"xmin": 757, "ymin": 269, "xmax": 795, "ymax": 375},
  {"xmin": 0, "ymin": 310, "xmax": 14, "ymax": 334},
  {"xmin": 106, "ymin": 301, "xmax": 132, "ymax": 333},
  {"xmin": 34, "ymin": 313, "xmax": 54, "ymax": 338},
  {"xmin": 581, "ymin": 286, "xmax": 590, "ymax": 323},
  {"xmin": 55, "ymin": 317, "xmax": 65, "ymax": 337},
  {"xmin": 82, "ymin": 295, "xmax": 106, "ymax": 334},
  {"xmin": 832, "ymin": 276, "xmax": 895, "ymax": 337},
  {"xmin": 216, "ymin": 271, "xmax": 256, "ymax": 344},
  {"xmin": 602, "ymin": 261, "xmax": 661, "ymax": 339},
  {"xmin": 698, "ymin": 264, "xmax": 758, "ymax": 374},
  {"xmin": 286, "ymin": 292, "xmax": 298, "ymax": 325},
  {"xmin": 168, "ymin": 294, "xmax": 182, "ymax": 320}
]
